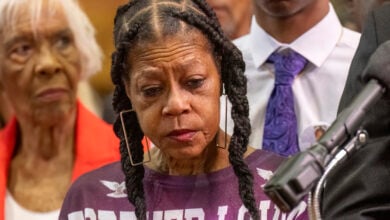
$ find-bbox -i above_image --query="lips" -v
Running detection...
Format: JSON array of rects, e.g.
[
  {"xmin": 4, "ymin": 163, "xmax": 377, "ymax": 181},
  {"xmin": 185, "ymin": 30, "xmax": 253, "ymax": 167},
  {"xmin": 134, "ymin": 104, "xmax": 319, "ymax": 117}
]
[
  {"xmin": 167, "ymin": 129, "xmax": 197, "ymax": 142},
  {"xmin": 36, "ymin": 88, "xmax": 68, "ymax": 102}
]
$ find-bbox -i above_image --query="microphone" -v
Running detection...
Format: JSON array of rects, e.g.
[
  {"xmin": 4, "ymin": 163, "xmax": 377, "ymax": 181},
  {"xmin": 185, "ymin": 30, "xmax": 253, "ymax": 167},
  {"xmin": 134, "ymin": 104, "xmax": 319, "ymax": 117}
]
[{"xmin": 263, "ymin": 40, "xmax": 390, "ymax": 212}]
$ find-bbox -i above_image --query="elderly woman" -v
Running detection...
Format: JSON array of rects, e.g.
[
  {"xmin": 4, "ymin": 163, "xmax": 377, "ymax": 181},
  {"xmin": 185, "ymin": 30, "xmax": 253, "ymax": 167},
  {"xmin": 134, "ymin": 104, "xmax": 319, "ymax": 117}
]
[
  {"xmin": 0, "ymin": 0, "xmax": 120, "ymax": 219},
  {"xmin": 59, "ymin": 0, "xmax": 308, "ymax": 219}
]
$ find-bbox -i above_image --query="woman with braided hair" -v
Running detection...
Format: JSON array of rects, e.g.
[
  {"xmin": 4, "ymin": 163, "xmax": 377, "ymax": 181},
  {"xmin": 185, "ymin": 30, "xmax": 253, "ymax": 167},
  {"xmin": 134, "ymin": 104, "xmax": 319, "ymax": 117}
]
[{"xmin": 60, "ymin": 0, "xmax": 308, "ymax": 219}]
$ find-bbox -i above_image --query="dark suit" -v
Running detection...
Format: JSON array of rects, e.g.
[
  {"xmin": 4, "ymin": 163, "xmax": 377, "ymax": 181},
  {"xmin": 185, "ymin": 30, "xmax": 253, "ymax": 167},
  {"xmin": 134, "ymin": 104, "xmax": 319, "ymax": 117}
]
[{"xmin": 322, "ymin": 4, "xmax": 390, "ymax": 220}]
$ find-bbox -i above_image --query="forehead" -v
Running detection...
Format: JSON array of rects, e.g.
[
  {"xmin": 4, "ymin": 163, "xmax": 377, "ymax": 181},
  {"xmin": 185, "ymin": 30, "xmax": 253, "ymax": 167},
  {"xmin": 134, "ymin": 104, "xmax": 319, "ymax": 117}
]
[
  {"xmin": 0, "ymin": 0, "xmax": 68, "ymax": 37},
  {"xmin": 126, "ymin": 31, "xmax": 217, "ymax": 79},
  {"xmin": 128, "ymin": 31, "xmax": 213, "ymax": 65}
]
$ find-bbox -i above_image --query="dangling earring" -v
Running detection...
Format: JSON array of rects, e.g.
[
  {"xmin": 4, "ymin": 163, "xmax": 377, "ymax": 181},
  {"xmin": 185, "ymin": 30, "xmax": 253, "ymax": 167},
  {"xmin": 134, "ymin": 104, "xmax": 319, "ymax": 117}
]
[
  {"xmin": 120, "ymin": 109, "xmax": 151, "ymax": 166},
  {"xmin": 217, "ymin": 87, "xmax": 228, "ymax": 149}
]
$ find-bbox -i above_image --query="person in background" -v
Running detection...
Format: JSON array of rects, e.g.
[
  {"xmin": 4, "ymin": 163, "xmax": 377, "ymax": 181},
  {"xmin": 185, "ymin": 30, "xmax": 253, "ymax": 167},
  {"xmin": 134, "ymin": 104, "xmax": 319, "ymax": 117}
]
[
  {"xmin": 322, "ymin": 4, "xmax": 390, "ymax": 219},
  {"xmin": 206, "ymin": 0, "xmax": 253, "ymax": 40},
  {"xmin": 221, "ymin": 0, "xmax": 361, "ymax": 156},
  {"xmin": 0, "ymin": 0, "xmax": 120, "ymax": 219},
  {"xmin": 59, "ymin": 0, "xmax": 308, "ymax": 219}
]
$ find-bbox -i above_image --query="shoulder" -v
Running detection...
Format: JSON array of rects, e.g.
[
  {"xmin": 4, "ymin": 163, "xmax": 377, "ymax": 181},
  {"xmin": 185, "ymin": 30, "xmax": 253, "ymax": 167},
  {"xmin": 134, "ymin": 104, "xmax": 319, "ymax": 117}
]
[
  {"xmin": 60, "ymin": 162, "xmax": 130, "ymax": 218},
  {"xmin": 74, "ymin": 161, "xmax": 122, "ymax": 185},
  {"xmin": 67, "ymin": 162, "xmax": 125, "ymax": 200},
  {"xmin": 371, "ymin": 4, "xmax": 390, "ymax": 43},
  {"xmin": 373, "ymin": 3, "xmax": 390, "ymax": 21}
]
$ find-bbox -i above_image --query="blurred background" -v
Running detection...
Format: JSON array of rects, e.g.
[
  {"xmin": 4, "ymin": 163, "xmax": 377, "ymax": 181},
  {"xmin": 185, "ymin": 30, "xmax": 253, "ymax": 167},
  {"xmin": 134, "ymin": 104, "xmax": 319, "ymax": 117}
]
[
  {"xmin": 79, "ymin": 0, "xmax": 128, "ymax": 97},
  {"xmin": 79, "ymin": 0, "xmax": 360, "ymax": 98}
]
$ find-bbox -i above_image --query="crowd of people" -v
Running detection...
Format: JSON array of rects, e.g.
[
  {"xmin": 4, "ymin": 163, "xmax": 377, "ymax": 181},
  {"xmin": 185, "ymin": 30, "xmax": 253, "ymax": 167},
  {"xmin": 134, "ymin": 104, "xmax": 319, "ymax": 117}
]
[{"xmin": 0, "ymin": 0, "xmax": 389, "ymax": 219}]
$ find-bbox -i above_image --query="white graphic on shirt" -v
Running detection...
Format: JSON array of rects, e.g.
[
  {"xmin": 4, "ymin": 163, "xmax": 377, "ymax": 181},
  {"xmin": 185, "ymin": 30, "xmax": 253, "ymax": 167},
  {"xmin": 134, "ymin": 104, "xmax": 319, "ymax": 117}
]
[
  {"xmin": 256, "ymin": 168, "xmax": 274, "ymax": 187},
  {"xmin": 66, "ymin": 201, "xmax": 308, "ymax": 220},
  {"xmin": 100, "ymin": 180, "xmax": 127, "ymax": 198}
]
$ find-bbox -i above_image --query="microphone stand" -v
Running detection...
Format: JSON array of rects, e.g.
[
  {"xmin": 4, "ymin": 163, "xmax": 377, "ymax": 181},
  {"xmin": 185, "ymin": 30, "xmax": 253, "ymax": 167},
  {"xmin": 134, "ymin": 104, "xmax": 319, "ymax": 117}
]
[
  {"xmin": 308, "ymin": 129, "xmax": 368, "ymax": 220},
  {"xmin": 263, "ymin": 80, "xmax": 384, "ymax": 214}
]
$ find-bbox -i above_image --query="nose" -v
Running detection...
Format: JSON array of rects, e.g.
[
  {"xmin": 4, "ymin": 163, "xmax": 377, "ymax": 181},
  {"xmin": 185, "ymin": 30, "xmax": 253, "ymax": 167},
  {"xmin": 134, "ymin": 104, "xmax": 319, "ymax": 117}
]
[
  {"xmin": 34, "ymin": 45, "xmax": 61, "ymax": 76},
  {"xmin": 162, "ymin": 86, "xmax": 190, "ymax": 116}
]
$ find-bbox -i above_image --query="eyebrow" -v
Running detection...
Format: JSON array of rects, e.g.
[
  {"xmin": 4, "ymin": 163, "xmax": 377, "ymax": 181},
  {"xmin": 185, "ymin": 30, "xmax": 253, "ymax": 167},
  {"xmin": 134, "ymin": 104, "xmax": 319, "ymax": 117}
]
[
  {"xmin": 3, "ymin": 27, "xmax": 73, "ymax": 49},
  {"xmin": 53, "ymin": 29, "xmax": 73, "ymax": 38},
  {"xmin": 3, "ymin": 34, "xmax": 31, "ymax": 50},
  {"xmin": 133, "ymin": 67, "xmax": 163, "ymax": 80}
]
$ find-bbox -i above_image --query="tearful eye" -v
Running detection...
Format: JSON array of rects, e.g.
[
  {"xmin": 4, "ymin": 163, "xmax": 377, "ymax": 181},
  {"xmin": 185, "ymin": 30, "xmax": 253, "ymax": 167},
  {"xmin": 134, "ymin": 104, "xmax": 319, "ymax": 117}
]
[
  {"xmin": 55, "ymin": 35, "xmax": 72, "ymax": 49},
  {"xmin": 141, "ymin": 86, "xmax": 163, "ymax": 97},
  {"xmin": 186, "ymin": 78, "xmax": 205, "ymax": 89},
  {"xmin": 11, "ymin": 43, "xmax": 33, "ymax": 57}
]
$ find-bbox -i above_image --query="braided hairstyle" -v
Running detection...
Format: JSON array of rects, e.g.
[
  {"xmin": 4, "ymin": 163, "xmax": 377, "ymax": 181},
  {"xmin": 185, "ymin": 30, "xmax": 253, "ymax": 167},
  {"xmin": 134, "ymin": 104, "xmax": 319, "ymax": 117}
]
[{"xmin": 111, "ymin": 0, "xmax": 258, "ymax": 219}]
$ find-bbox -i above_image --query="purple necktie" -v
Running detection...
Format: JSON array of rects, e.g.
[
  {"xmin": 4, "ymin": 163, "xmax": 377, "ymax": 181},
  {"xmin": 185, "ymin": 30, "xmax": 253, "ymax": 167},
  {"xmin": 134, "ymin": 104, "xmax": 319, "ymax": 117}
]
[{"xmin": 262, "ymin": 50, "xmax": 308, "ymax": 156}]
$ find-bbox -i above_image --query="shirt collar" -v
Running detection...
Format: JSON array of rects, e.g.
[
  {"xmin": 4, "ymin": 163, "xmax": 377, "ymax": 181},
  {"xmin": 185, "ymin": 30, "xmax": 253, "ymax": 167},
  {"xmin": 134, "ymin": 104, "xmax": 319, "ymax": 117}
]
[{"xmin": 249, "ymin": 3, "xmax": 342, "ymax": 68}]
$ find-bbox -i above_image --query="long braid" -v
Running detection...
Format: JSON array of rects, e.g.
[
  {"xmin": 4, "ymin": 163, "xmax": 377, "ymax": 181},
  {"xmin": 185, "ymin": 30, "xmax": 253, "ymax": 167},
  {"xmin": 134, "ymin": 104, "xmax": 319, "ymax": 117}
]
[
  {"xmin": 170, "ymin": 9, "xmax": 258, "ymax": 220},
  {"xmin": 111, "ymin": 2, "xmax": 152, "ymax": 219},
  {"xmin": 112, "ymin": 57, "xmax": 148, "ymax": 219},
  {"xmin": 111, "ymin": 0, "xmax": 258, "ymax": 219}
]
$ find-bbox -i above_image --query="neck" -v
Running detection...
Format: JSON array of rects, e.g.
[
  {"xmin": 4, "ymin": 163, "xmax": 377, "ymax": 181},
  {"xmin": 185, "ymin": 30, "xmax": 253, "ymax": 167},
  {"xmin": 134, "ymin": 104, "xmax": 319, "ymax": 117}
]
[
  {"xmin": 255, "ymin": 1, "xmax": 329, "ymax": 43},
  {"xmin": 15, "ymin": 108, "xmax": 77, "ymax": 160},
  {"xmin": 148, "ymin": 129, "xmax": 230, "ymax": 175},
  {"xmin": 7, "ymin": 106, "xmax": 77, "ymax": 212}
]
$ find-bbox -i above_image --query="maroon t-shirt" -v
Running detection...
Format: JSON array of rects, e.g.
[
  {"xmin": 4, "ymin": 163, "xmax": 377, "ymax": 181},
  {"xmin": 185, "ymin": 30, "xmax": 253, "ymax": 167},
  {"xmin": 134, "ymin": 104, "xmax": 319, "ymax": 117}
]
[{"xmin": 59, "ymin": 150, "xmax": 308, "ymax": 219}]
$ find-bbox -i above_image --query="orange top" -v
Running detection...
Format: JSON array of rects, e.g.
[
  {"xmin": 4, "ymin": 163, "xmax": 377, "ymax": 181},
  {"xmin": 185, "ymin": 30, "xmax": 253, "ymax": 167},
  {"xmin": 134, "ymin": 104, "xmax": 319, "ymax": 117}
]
[{"xmin": 0, "ymin": 101, "xmax": 120, "ymax": 220}]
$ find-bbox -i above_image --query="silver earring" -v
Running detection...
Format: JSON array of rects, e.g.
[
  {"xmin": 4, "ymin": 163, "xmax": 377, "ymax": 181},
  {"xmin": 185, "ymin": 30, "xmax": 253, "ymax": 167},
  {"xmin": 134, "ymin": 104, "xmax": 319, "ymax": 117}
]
[
  {"xmin": 217, "ymin": 89, "xmax": 228, "ymax": 149},
  {"xmin": 120, "ymin": 109, "xmax": 151, "ymax": 166}
]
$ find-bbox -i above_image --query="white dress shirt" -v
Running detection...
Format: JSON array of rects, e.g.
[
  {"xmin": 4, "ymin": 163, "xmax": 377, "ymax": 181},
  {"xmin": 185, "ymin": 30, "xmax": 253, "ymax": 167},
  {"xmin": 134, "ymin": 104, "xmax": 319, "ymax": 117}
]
[{"xmin": 221, "ymin": 4, "xmax": 361, "ymax": 151}]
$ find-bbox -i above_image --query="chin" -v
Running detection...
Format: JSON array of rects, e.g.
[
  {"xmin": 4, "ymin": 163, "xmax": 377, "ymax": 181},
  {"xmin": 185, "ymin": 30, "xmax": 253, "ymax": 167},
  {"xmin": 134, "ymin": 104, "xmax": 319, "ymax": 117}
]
[
  {"xmin": 168, "ymin": 147, "xmax": 205, "ymax": 160},
  {"xmin": 32, "ymin": 103, "xmax": 76, "ymax": 125}
]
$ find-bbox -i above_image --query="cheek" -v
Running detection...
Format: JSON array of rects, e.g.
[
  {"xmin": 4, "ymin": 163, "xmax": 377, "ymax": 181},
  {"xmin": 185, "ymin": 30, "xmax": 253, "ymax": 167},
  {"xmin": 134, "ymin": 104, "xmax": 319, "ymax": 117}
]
[
  {"xmin": 60, "ymin": 50, "xmax": 81, "ymax": 76},
  {"xmin": 58, "ymin": 54, "xmax": 82, "ymax": 92},
  {"xmin": 3, "ymin": 74, "xmax": 33, "ymax": 113},
  {"xmin": 194, "ymin": 89, "xmax": 221, "ymax": 132},
  {"xmin": 1, "ymin": 61, "xmax": 33, "ymax": 96},
  {"xmin": 1, "ymin": 58, "xmax": 26, "ymax": 78},
  {"xmin": 135, "ymin": 107, "xmax": 160, "ymax": 141},
  {"xmin": 201, "ymin": 97, "xmax": 220, "ymax": 127}
]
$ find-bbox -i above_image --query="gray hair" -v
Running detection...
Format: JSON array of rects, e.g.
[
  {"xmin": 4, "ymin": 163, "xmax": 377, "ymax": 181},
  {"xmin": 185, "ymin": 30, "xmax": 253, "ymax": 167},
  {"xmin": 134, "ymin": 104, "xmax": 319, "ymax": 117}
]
[{"xmin": 0, "ymin": 0, "xmax": 103, "ymax": 79}]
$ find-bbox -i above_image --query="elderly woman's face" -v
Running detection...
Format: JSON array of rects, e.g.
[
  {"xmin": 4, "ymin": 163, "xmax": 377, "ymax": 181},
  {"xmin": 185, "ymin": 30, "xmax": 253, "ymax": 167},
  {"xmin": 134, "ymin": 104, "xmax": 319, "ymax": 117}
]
[
  {"xmin": 0, "ymin": 3, "xmax": 81, "ymax": 124},
  {"xmin": 125, "ymin": 32, "xmax": 221, "ymax": 159}
]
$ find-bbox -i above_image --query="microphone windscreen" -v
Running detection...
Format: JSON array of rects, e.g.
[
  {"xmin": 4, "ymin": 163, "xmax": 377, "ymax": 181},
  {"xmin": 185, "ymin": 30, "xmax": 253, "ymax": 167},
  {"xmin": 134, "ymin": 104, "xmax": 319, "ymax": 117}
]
[{"xmin": 362, "ymin": 40, "xmax": 390, "ymax": 89}]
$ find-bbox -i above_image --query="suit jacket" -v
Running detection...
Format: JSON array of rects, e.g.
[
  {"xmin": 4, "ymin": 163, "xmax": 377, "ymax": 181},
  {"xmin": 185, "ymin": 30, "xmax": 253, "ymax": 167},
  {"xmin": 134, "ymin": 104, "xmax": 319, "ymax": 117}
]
[{"xmin": 321, "ymin": 4, "xmax": 390, "ymax": 220}]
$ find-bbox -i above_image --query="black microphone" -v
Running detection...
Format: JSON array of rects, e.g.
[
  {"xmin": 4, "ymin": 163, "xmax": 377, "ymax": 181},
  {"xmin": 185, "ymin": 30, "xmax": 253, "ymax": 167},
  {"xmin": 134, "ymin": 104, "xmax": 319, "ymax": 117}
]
[{"xmin": 263, "ymin": 40, "xmax": 390, "ymax": 212}]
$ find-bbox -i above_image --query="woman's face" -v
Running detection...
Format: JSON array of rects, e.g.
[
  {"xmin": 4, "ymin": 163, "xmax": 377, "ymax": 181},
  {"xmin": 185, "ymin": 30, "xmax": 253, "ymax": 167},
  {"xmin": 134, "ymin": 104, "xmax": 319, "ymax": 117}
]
[
  {"xmin": 125, "ymin": 32, "xmax": 221, "ymax": 160},
  {"xmin": 0, "ymin": 2, "xmax": 81, "ymax": 125}
]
